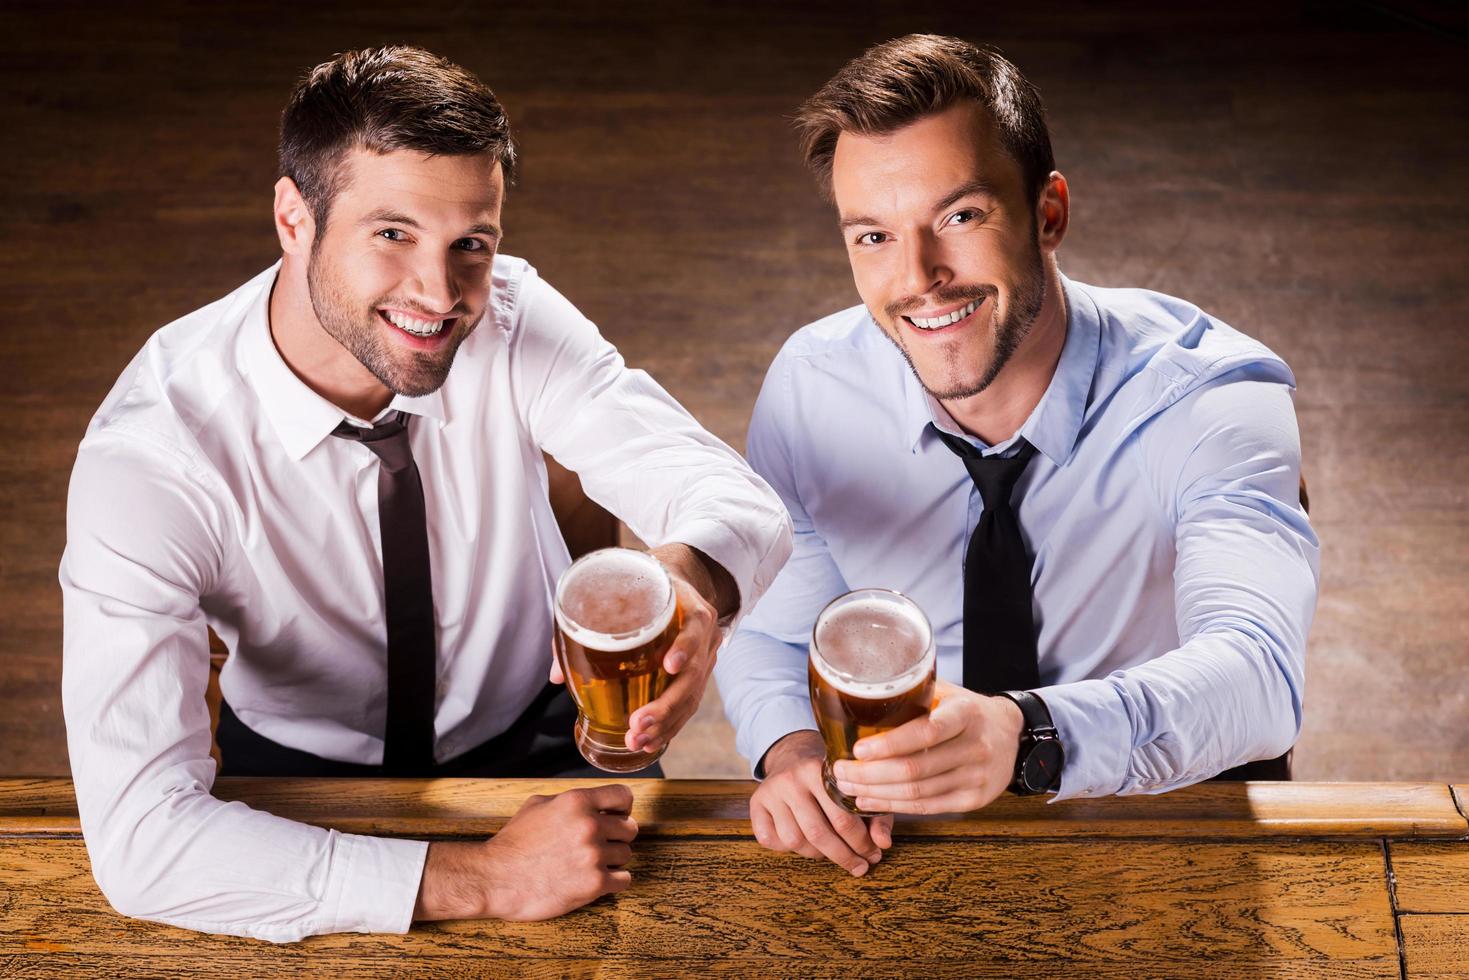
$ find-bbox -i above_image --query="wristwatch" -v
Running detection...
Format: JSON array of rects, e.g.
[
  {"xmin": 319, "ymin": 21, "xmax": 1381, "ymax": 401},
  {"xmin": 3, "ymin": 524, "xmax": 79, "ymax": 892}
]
[{"xmin": 997, "ymin": 690, "xmax": 1065, "ymax": 795}]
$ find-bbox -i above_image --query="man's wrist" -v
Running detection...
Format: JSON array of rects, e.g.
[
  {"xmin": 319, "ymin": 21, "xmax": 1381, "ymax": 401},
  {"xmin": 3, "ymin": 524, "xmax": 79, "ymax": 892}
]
[
  {"xmin": 995, "ymin": 694, "xmax": 1026, "ymax": 746},
  {"xmin": 651, "ymin": 543, "xmax": 739, "ymax": 621},
  {"xmin": 758, "ymin": 729, "xmax": 823, "ymax": 778},
  {"xmin": 414, "ymin": 840, "xmax": 493, "ymax": 922},
  {"xmin": 998, "ymin": 691, "xmax": 1066, "ymax": 795}
]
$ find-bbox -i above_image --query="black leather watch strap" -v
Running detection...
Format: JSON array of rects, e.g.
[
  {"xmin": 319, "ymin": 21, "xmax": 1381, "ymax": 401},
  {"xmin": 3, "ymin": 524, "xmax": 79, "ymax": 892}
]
[
  {"xmin": 1000, "ymin": 690, "xmax": 1054, "ymax": 732},
  {"xmin": 999, "ymin": 690, "xmax": 1064, "ymax": 794}
]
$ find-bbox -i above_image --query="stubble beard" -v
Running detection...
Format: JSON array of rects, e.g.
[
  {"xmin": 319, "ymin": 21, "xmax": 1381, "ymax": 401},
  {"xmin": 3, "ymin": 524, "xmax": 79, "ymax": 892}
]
[
  {"xmin": 306, "ymin": 245, "xmax": 471, "ymax": 398},
  {"xmin": 879, "ymin": 236, "xmax": 1048, "ymax": 403}
]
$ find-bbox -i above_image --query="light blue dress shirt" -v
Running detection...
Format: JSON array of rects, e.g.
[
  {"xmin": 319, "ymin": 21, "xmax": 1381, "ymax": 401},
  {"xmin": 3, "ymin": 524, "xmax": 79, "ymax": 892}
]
[{"xmin": 715, "ymin": 274, "xmax": 1320, "ymax": 800}]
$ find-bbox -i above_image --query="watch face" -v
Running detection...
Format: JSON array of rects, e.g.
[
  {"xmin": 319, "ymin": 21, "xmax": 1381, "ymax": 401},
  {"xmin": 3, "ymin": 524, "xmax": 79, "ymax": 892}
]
[{"xmin": 1022, "ymin": 738, "xmax": 1064, "ymax": 792}]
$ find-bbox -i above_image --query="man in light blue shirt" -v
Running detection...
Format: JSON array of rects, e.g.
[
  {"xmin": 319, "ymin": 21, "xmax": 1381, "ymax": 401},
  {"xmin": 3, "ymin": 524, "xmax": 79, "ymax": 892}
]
[{"xmin": 714, "ymin": 34, "xmax": 1319, "ymax": 877}]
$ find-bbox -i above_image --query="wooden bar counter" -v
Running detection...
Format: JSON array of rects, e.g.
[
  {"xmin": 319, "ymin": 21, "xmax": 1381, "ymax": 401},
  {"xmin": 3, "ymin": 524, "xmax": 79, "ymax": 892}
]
[{"xmin": 3, "ymin": 778, "xmax": 1467, "ymax": 977}]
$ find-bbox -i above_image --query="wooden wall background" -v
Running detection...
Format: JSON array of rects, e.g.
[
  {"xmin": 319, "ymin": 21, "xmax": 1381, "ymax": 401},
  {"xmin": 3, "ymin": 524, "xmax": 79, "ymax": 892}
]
[{"xmin": 2, "ymin": 0, "xmax": 1465, "ymax": 780}]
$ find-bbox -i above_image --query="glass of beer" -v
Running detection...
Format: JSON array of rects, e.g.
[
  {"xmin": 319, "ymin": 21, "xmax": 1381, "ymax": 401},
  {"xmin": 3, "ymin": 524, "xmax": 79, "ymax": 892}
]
[
  {"xmin": 554, "ymin": 547, "xmax": 682, "ymax": 772},
  {"xmin": 809, "ymin": 588, "xmax": 936, "ymax": 814}
]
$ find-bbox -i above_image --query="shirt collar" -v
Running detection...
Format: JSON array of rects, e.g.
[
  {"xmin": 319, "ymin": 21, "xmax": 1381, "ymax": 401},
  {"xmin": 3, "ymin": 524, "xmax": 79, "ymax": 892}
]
[
  {"xmin": 908, "ymin": 273, "xmax": 1101, "ymax": 465},
  {"xmin": 238, "ymin": 262, "xmax": 449, "ymax": 461}
]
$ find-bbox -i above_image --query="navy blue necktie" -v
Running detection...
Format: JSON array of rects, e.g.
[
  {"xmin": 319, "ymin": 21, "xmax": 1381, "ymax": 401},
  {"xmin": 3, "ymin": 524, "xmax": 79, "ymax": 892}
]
[{"xmin": 937, "ymin": 433, "xmax": 1040, "ymax": 694}]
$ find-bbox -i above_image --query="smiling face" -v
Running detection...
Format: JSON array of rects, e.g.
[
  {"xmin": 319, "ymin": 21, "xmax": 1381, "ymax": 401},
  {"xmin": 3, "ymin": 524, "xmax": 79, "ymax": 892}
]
[
  {"xmin": 305, "ymin": 147, "xmax": 504, "ymax": 398},
  {"xmin": 832, "ymin": 101, "xmax": 1049, "ymax": 402}
]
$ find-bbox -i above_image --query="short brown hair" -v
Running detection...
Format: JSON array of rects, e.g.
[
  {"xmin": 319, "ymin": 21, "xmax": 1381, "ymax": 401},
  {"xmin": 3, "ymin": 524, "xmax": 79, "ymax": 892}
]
[
  {"xmin": 795, "ymin": 35, "xmax": 1054, "ymax": 207},
  {"xmin": 279, "ymin": 45, "xmax": 516, "ymax": 229}
]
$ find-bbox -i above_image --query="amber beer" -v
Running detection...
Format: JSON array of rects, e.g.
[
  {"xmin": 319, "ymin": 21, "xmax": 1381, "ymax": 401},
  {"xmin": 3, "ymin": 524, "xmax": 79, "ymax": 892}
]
[
  {"xmin": 809, "ymin": 589, "xmax": 936, "ymax": 814},
  {"xmin": 554, "ymin": 548, "xmax": 682, "ymax": 772}
]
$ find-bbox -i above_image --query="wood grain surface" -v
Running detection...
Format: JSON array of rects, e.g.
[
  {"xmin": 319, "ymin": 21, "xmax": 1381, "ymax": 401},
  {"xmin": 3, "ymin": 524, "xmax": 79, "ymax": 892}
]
[
  {"xmin": 1399, "ymin": 914, "xmax": 1469, "ymax": 980},
  {"xmin": 1389, "ymin": 841, "xmax": 1469, "ymax": 912},
  {"xmin": 9, "ymin": 779, "xmax": 1469, "ymax": 976},
  {"xmin": 0, "ymin": 954, "xmax": 1408, "ymax": 980},
  {"xmin": 0, "ymin": 838, "xmax": 1401, "ymax": 977}
]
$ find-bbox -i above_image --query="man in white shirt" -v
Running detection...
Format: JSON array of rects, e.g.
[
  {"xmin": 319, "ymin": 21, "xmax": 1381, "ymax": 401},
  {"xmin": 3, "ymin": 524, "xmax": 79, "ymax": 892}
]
[{"xmin": 59, "ymin": 45, "xmax": 791, "ymax": 942}]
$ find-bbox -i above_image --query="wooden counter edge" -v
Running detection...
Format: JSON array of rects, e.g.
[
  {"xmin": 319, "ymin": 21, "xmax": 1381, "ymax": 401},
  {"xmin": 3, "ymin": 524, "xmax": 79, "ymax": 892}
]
[{"xmin": 4, "ymin": 778, "xmax": 1467, "ymax": 840}]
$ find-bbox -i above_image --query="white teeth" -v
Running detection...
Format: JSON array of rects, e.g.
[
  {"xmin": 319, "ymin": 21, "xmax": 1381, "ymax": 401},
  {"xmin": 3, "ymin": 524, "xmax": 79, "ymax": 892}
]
[
  {"xmin": 910, "ymin": 298, "xmax": 981, "ymax": 330},
  {"xmin": 384, "ymin": 311, "xmax": 446, "ymax": 336}
]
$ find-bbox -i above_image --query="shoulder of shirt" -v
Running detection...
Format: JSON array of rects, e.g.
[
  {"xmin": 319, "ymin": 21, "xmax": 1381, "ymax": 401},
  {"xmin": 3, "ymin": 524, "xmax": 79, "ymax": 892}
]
[
  {"xmin": 79, "ymin": 267, "xmax": 272, "ymax": 481},
  {"xmin": 1069, "ymin": 279, "xmax": 1300, "ymax": 503},
  {"xmin": 1075, "ymin": 279, "xmax": 1294, "ymax": 413},
  {"xmin": 1081, "ymin": 277, "xmax": 1298, "ymax": 396},
  {"xmin": 484, "ymin": 252, "xmax": 537, "ymax": 336}
]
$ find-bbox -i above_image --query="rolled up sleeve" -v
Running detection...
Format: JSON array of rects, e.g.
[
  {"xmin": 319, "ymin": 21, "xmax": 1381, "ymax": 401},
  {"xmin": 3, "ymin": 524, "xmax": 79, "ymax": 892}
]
[{"xmin": 512, "ymin": 266, "xmax": 792, "ymax": 620}]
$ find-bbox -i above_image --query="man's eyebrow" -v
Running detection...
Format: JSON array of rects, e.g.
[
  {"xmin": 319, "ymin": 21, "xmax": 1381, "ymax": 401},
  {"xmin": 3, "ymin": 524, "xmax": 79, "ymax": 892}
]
[
  {"xmin": 838, "ymin": 213, "xmax": 880, "ymax": 231},
  {"xmin": 837, "ymin": 179, "xmax": 1000, "ymax": 232},
  {"xmin": 360, "ymin": 208, "xmax": 501, "ymax": 238},
  {"xmin": 360, "ymin": 208, "xmax": 422, "ymax": 228},
  {"xmin": 932, "ymin": 178, "xmax": 999, "ymax": 214}
]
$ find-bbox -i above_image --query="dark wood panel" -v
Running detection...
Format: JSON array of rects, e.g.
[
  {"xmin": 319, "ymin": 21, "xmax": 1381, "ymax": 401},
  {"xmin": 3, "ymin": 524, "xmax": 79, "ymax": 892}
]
[{"xmin": 4, "ymin": 0, "xmax": 1467, "ymax": 789}]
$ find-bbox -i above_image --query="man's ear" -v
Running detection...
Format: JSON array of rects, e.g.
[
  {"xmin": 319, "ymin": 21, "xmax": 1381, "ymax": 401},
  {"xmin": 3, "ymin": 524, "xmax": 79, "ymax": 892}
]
[
  {"xmin": 273, "ymin": 176, "xmax": 317, "ymax": 257},
  {"xmin": 1036, "ymin": 171, "xmax": 1069, "ymax": 256}
]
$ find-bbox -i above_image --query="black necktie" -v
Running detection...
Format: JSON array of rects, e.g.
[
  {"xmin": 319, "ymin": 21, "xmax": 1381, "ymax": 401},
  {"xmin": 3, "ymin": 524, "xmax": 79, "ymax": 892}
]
[
  {"xmin": 937, "ymin": 431, "xmax": 1040, "ymax": 694},
  {"xmin": 331, "ymin": 411, "xmax": 436, "ymax": 775}
]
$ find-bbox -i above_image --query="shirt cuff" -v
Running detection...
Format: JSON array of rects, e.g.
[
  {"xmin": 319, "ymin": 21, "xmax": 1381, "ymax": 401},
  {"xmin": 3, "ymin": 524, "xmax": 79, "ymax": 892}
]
[
  {"xmin": 666, "ymin": 516, "xmax": 777, "ymax": 627},
  {"xmin": 323, "ymin": 832, "xmax": 430, "ymax": 934},
  {"xmin": 739, "ymin": 695, "xmax": 819, "ymax": 779},
  {"xmin": 1032, "ymin": 679, "xmax": 1132, "ymax": 801}
]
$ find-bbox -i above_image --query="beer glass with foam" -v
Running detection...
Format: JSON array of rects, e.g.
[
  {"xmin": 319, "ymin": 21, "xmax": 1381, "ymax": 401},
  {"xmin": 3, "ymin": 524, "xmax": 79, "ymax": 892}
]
[
  {"xmin": 554, "ymin": 548, "xmax": 682, "ymax": 772},
  {"xmin": 809, "ymin": 588, "xmax": 937, "ymax": 813}
]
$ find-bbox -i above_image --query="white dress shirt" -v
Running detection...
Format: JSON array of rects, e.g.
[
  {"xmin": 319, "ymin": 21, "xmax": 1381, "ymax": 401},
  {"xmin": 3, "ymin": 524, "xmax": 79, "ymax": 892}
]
[{"xmin": 60, "ymin": 256, "xmax": 792, "ymax": 943}]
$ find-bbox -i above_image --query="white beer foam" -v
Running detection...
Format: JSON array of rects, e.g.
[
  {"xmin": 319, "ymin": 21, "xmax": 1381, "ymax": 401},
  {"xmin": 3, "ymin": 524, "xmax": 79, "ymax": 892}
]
[
  {"xmin": 811, "ymin": 596, "xmax": 935, "ymax": 699},
  {"xmin": 555, "ymin": 549, "xmax": 675, "ymax": 653}
]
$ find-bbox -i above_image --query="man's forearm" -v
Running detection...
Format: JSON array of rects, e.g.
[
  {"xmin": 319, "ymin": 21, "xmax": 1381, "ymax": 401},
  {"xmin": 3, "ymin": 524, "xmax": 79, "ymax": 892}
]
[{"xmin": 652, "ymin": 543, "xmax": 739, "ymax": 620}]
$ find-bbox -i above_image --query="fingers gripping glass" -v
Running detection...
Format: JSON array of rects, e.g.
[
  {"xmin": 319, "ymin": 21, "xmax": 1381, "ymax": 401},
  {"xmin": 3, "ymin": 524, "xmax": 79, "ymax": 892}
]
[
  {"xmin": 809, "ymin": 588, "xmax": 937, "ymax": 815},
  {"xmin": 554, "ymin": 548, "xmax": 682, "ymax": 772}
]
